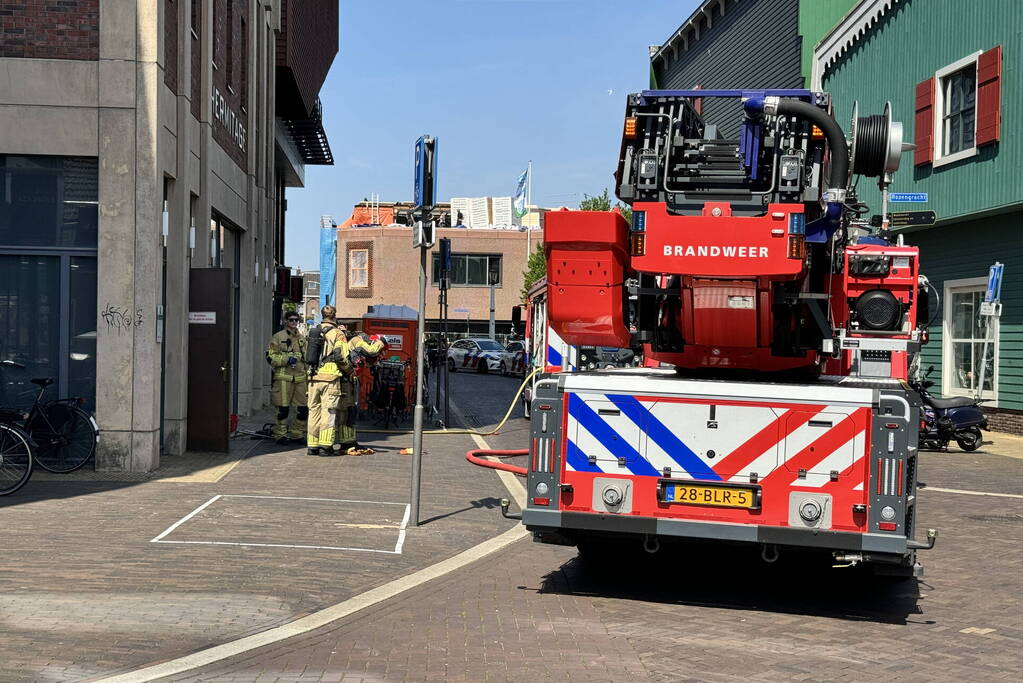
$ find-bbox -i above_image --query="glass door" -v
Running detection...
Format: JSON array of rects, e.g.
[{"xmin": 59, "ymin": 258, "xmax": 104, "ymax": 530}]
[
  {"xmin": 69, "ymin": 256, "xmax": 98, "ymax": 411},
  {"xmin": 0, "ymin": 255, "xmax": 60, "ymax": 409}
]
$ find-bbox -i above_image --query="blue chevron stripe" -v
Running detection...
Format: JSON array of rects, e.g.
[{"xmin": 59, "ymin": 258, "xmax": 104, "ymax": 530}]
[
  {"xmin": 565, "ymin": 438, "xmax": 602, "ymax": 472},
  {"xmin": 606, "ymin": 394, "xmax": 721, "ymax": 481},
  {"xmin": 567, "ymin": 394, "xmax": 660, "ymax": 477},
  {"xmin": 547, "ymin": 344, "xmax": 563, "ymax": 366}
]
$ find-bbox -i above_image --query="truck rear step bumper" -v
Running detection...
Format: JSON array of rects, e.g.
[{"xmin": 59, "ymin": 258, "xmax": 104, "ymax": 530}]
[{"xmin": 523, "ymin": 508, "xmax": 908, "ymax": 555}]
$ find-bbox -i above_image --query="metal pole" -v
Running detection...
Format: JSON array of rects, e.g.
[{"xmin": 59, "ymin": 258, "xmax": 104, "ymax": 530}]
[
  {"xmin": 443, "ymin": 293, "xmax": 449, "ymax": 427},
  {"xmin": 976, "ymin": 307, "xmax": 996, "ymax": 401},
  {"xmin": 410, "ymin": 213, "xmax": 428, "ymax": 527},
  {"xmin": 527, "ymin": 159, "xmax": 532, "ymax": 207},
  {"xmin": 434, "ymin": 287, "xmax": 442, "ymax": 415},
  {"xmin": 880, "ymin": 173, "xmax": 891, "ymax": 231},
  {"xmin": 489, "ymin": 282, "xmax": 496, "ymax": 339}
]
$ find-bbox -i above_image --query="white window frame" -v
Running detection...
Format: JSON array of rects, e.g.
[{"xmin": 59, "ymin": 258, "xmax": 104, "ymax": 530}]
[
  {"xmin": 348, "ymin": 248, "xmax": 369, "ymax": 289},
  {"xmin": 942, "ymin": 276, "xmax": 998, "ymax": 403},
  {"xmin": 933, "ymin": 51, "xmax": 982, "ymax": 168}
]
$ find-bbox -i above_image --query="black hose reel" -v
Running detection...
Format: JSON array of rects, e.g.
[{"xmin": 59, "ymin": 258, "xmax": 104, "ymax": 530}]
[{"xmin": 849, "ymin": 102, "xmax": 910, "ymax": 180}]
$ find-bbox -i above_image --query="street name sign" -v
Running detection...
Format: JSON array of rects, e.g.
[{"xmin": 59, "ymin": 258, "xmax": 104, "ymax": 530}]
[
  {"xmin": 889, "ymin": 192, "xmax": 928, "ymax": 202},
  {"xmin": 889, "ymin": 210, "xmax": 936, "ymax": 228}
]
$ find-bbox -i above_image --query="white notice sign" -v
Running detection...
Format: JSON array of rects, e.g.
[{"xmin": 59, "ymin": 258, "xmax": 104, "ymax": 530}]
[{"xmin": 189, "ymin": 311, "xmax": 217, "ymax": 324}]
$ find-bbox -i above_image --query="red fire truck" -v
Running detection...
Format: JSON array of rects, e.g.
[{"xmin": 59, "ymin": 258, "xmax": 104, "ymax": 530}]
[
  {"xmin": 520, "ymin": 90, "xmax": 935, "ymax": 576},
  {"xmin": 521, "ymin": 277, "xmax": 640, "ymax": 418}
]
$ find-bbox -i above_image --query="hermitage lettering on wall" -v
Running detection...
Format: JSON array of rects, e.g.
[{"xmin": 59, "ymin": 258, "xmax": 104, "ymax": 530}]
[{"xmin": 211, "ymin": 87, "xmax": 247, "ymax": 150}]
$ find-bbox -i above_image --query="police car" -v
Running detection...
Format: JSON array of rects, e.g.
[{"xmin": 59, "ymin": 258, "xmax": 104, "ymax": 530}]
[
  {"xmin": 500, "ymin": 340, "xmax": 527, "ymax": 377},
  {"xmin": 446, "ymin": 338, "xmax": 505, "ymax": 373}
]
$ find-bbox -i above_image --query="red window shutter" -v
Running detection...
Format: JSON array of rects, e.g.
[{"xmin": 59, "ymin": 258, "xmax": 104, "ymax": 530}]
[
  {"xmin": 976, "ymin": 45, "xmax": 1002, "ymax": 146},
  {"xmin": 914, "ymin": 78, "xmax": 935, "ymax": 166}
]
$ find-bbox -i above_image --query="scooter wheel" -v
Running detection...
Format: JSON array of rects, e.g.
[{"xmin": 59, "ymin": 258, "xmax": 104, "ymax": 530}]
[{"xmin": 956, "ymin": 427, "xmax": 982, "ymax": 452}]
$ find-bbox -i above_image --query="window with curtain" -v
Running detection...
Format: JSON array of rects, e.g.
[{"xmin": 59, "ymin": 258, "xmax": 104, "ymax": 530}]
[{"xmin": 349, "ymin": 248, "xmax": 369, "ymax": 288}]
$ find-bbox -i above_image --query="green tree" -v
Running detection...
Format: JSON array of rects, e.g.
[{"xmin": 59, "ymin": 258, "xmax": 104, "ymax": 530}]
[
  {"xmin": 520, "ymin": 241, "xmax": 546, "ymax": 302},
  {"xmin": 580, "ymin": 188, "xmax": 632, "ymax": 225}
]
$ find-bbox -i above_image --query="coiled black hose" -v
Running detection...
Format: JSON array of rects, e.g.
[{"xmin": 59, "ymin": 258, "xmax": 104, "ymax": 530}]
[{"xmin": 852, "ymin": 114, "xmax": 888, "ymax": 176}]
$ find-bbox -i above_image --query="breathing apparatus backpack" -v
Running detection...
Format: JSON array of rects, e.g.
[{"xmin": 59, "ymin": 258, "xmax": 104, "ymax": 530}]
[{"xmin": 305, "ymin": 323, "xmax": 326, "ymax": 371}]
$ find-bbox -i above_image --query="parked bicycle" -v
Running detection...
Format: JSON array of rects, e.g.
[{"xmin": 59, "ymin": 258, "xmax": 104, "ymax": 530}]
[
  {"xmin": 0, "ymin": 360, "xmax": 99, "ymax": 474},
  {"xmin": 0, "ymin": 417, "xmax": 33, "ymax": 496}
]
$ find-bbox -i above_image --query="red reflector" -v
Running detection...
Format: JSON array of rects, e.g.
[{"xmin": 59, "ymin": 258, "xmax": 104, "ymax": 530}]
[
  {"xmin": 885, "ymin": 423, "xmax": 899, "ymax": 429},
  {"xmin": 532, "ymin": 497, "xmax": 550, "ymax": 506},
  {"xmin": 538, "ymin": 404, "xmax": 552, "ymax": 411},
  {"xmin": 878, "ymin": 522, "xmax": 897, "ymax": 531}
]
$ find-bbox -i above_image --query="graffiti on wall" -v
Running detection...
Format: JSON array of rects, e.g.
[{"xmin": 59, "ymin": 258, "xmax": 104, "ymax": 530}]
[{"xmin": 102, "ymin": 304, "xmax": 144, "ymax": 335}]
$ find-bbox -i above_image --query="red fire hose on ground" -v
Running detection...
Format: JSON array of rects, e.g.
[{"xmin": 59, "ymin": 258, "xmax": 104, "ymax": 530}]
[{"xmin": 465, "ymin": 448, "xmax": 528, "ymax": 476}]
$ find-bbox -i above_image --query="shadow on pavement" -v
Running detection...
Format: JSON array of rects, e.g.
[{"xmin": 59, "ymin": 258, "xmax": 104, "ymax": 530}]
[
  {"xmin": 418, "ymin": 496, "xmax": 504, "ymax": 525},
  {"xmin": 0, "ymin": 412, "xmax": 414, "ymax": 509},
  {"xmin": 537, "ymin": 540, "xmax": 926, "ymax": 625}
]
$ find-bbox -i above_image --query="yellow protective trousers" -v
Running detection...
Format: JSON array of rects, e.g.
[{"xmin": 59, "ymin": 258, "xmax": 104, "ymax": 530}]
[
  {"xmin": 271, "ymin": 377, "xmax": 308, "ymax": 439},
  {"xmin": 307, "ymin": 379, "xmax": 342, "ymax": 448}
]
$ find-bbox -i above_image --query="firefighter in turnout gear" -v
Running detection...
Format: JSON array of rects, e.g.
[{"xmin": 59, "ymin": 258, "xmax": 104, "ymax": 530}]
[
  {"xmin": 306, "ymin": 306, "xmax": 389, "ymax": 456},
  {"xmin": 338, "ymin": 329, "xmax": 388, "ymax": 454},
  {"xmin": 307, "ymin": 306, "xmax": 351, "ymax": 455},
  {"xmin": 266, "ymin": 311, "xmax": 308, "ymax": 443}
]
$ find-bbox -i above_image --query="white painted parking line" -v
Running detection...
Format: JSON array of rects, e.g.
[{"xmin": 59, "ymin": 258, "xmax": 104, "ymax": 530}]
[
  {"xmin": 921, "ymin": 486, "xmax": 1023, "ymax": 499},
  {"xmin": 395, "ymin": 503, "xmax": 411, "ymax": 554},
  {"xmin": 225, "ymin": 493, "xmax": 408, "ymax": 506},
  {"xmin": 150, "ymin": 495, "xmax": 222, "ymax": 543},
  {"xmin": 103, "ymin": 428, "xmax": 529, "ymax": 683},
  {"xmin": 150, "ymin": 539, "xmax": 404, "ymax": 554},
  {"xmin": 150, "ymin": 495, "xmax": 411, "ymax": 554}
]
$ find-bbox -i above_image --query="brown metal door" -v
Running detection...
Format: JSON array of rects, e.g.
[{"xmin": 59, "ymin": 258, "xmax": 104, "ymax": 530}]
[{"xmin": 187, "ymin": 268, "xmax": 231, "ymax": 452}]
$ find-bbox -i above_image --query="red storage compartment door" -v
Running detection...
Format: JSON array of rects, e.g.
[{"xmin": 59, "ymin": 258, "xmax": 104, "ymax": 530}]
[{"xmin": 544, "ymin": 210, "xmax": 630, "ymax": 348}]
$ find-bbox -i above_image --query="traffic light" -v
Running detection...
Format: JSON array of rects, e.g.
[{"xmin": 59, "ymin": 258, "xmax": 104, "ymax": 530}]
[
  {"xmin": 438, "ymin": 237, "xmax": 452, "ymax": 290},
  {"xmin": 439, "ymin": 237, "xmax": 452, "ymax": 271}
]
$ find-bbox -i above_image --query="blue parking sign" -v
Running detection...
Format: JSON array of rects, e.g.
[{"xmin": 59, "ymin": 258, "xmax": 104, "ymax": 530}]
[{"xmin": 985, "ymin": 262, "xmax": 1004, "ymax": 303}]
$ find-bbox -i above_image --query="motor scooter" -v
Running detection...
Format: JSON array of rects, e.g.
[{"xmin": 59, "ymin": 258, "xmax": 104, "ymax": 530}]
[{"xmin": 910, "ymin": 366, "xmax": 988, "ymax": 451}]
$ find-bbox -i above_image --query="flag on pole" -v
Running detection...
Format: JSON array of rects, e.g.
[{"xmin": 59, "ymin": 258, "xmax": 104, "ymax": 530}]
[{"xmin": 513, "ymin": 167, "xmax": 529, "ymax": 217}]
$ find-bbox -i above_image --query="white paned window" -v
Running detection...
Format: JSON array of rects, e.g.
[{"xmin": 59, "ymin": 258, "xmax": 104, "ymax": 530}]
[
  {"xmin": 349, "ymin": 248, "xmax": 368, "ymax": 288},
  {"xmin": 933, "ymin": 51, "xmax": 982, "ymax": 167}
]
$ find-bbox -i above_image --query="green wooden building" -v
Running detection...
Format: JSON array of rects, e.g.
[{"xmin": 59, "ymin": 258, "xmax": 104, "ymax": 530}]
[{"xmin": 814, "ymin": 0, "xmax": 1020, "ymax": 432}]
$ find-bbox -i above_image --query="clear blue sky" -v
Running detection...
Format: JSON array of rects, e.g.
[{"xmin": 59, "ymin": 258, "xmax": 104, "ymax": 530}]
[{"xmin": 285, "ymin": 0, "xmax": 698, "ymax": 271}]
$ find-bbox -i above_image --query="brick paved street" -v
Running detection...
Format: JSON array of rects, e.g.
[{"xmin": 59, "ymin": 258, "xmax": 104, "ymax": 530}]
[
  {"xmin": 3, "ymin": 371, "xmax": 1023, "ymax": 682},
  {"xmin": 0, "ymin": 369, "xmax": 518, "ymax": 682}
]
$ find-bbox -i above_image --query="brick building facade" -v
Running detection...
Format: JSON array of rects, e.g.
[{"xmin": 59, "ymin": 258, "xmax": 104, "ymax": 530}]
[
  {"xmin": 0, "ymin": 0, "xmax": 99, "ymax": 60},
  {"xmin": 335, "ymin": 225, "xmax": 538, "ymax": 340}
]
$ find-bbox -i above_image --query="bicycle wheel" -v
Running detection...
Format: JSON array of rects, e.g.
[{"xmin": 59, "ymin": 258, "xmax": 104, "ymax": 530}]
[
  {"xmin": 28, "ymin": 403, "xmax": 97, "ymax": 473},
  {"xmin": 0, "ymin": 422, "xmax": 33, "ymax": 495}
]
